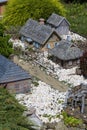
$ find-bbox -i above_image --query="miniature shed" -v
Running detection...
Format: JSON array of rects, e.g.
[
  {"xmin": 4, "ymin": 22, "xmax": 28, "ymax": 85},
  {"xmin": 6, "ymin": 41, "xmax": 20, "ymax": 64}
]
[
  {"xmin": 19, "ymin": 19, "xmax": 61, "ymax": 51},
  {"xmin": 0, "ymin": 55, "xmax": 31, "ymax": 94},
  {"xmin": 47, "ymin": 13, "xmax": 70, "ymax": 35},
  {"xmin": 49, "ymin": 40, "xmax": 83, "ymax": 69}
]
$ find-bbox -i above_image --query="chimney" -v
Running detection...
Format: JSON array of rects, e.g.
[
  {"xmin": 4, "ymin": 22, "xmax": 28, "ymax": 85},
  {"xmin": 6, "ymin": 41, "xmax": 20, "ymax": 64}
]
[
  {"xmin": 39, "ymin": 18, "xmax": 45, "ymax": 25},
  {"xmin": 66, "ymin": 35, "xmax": 71, "ymax": 42}
]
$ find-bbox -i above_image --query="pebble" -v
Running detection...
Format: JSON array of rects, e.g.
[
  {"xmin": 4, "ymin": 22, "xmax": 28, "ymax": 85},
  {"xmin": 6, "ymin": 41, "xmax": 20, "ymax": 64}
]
[{"xmin": 16, "ymin": 81, "xmax": 67, "ymax": 123}]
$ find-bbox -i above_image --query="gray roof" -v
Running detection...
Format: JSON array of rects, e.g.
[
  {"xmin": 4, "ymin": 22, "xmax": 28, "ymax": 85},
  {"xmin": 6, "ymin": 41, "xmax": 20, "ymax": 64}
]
[
  {"xmin": 49, "ymin": 40, "xmax": 83, "ymax": 61},
  {"xmin": 0, "ymin": 0, "xmax": 7, "ymax": 3},
  {"xmin": 0, "ymin": 55, "xmax": 31, "ymax": 84},
  {"xmin": 19, "ymin": 19, "xmax": 61, "ymax": 45},
  {"xmin": 47, "ymin": 13, "xmax": 70, "ymax": 27}
]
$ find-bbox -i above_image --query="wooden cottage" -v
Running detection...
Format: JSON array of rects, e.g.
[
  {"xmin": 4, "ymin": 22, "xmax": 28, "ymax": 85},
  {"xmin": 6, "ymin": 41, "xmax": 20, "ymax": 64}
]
[
  {"xmin": 47, "ymin": 13, "xmax": 70, "ymax": 35},
  {"xmin": 19, "ymin": 19, "xmax": 61, "ymax": 51},
  {"xmin": 0, "ymin": 0, "xmax": 7, "ymax": 18},
  {"xmin": 0, "ymin": 55, "xmax": 31, "ymax": 94},
  {"xmin": 49, "ymin": 40, "xmax": 83, "ymax": 69}
]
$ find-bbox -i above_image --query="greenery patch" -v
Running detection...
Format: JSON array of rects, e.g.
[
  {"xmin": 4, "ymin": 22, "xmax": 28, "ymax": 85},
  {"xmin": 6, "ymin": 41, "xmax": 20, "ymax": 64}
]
[
  {"xmin": 62, "ymin": 111, "xmax": 83, "ymax": 127},
  {"xmin": 0, "ymin": 87, "xmax": 35, "ymax": 130}
]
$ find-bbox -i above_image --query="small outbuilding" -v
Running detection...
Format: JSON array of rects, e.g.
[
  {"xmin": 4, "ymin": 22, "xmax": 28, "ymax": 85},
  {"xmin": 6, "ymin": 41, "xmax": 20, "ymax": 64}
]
[
  {"xmin": 0, "ymin": 55, "xmax": 32, "ymax": 94},
  {"xmin": 49, "ymin": 40, "xmax": 83, "ymax": 69},
  {"xmin": 19, "ymin": 19, "xmax": 61, "ymax": 51},
  {"xmin": 47, "ymin": 13, "xmax": 70, "ymax": 35}
]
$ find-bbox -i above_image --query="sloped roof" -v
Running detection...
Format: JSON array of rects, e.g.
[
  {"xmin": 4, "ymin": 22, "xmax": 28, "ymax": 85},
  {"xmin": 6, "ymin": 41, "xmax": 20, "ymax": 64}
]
[
  {"xmin": 0, "ymin": 55, "xmax": 31, "ymax": 84},
  {"xmin": 0, "ymin": 0, "xmax": 7, "ymax": 3},
  {"xmin": 49, "ymin": 40, "xmax": 83, "ymax": 61},
  {"xmin": 19, "ymin": 19, "xmax": 61, "ymax": 45},
  {"xmin": 47, "ymin": 13, "xmax": 70, "ymax": 27}
]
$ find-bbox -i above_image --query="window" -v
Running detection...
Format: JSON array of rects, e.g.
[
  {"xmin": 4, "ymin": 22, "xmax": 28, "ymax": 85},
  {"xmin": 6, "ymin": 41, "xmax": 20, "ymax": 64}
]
[
  {"xmin": 33, "ymin": 42, "xmax": 40, "ymax": 48},
  {"xmin": 68, "ymin": 61, "xmax": 72, "ymax": 66},
  {"xmin": 77, "ymin": 60, "xmax": 80, "ymax": 64},
  {"xmin": 55, "ymin": 43, "xmax": 57, "ymax": 47},
  {"xmin": 54, "ymin": 42, "xmax": 59, "ymax": 47},
  {"xmin": 47, "ymin": 43, "xmax": 50, "ymax": 49}
]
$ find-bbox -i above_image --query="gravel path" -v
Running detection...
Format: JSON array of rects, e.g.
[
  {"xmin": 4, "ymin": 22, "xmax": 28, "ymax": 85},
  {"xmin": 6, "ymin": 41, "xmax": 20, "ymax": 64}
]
[{"xmin": 13, "ymin": 56, "xmax": 68, "ymax": 92}]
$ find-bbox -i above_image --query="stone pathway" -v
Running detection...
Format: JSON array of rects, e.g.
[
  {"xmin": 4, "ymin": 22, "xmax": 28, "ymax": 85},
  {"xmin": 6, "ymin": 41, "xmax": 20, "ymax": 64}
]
[{"xmin": 13, "ymin": 56, "xmax": 68, "ymax": 92}]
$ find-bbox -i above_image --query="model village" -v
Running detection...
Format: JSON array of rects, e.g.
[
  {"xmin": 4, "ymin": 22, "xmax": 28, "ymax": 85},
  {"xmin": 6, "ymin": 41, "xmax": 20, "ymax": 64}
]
[{"xmin": 0, "ymin": 2, "xmax": 87, "ymax": 129}]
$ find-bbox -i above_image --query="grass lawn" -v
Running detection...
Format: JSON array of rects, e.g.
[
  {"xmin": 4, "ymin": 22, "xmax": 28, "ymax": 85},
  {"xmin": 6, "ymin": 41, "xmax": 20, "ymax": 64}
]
[{"xmin": 65, "ymin": 3, "xmax": 87, "ymax": 38}]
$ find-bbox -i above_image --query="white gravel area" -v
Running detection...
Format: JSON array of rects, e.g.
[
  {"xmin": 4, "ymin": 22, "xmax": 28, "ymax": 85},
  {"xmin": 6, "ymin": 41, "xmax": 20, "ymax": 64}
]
[
  {"xmin": 37, "ymin": 52, "xmax": 87, "ymax": 87},
  {"xmin": 16, "ymin": 81, "xmax": 67, "ymax": 123}
]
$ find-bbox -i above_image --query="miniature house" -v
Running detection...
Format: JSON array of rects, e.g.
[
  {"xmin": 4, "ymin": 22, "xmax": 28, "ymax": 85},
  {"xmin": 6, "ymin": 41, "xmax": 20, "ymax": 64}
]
[
  {"xmin": 19, "ymin": 19, "xmax": 61, "ymax": 51},
  {"xmin": 0, "ymin": 55, "xmax": 31, "ymax": 93},
  {"xmin": 49, "ymin": 40, "xmax": 83, "ymax": 69},
  {"xmin": 47, "ymin": 13, "xmax": 70, "ymax": 35}
]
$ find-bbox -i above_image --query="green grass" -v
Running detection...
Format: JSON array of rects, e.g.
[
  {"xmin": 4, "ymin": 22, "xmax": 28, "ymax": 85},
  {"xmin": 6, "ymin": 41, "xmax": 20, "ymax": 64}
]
[{"xmin": 65, "ymin": 3, "xmax": 87, "ymax": 38}]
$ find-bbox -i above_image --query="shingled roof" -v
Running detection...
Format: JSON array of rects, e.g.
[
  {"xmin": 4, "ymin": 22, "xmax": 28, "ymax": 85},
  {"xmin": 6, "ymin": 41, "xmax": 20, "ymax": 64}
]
[
  {"xmin": 49, "ymin": 40, "xmax": 83, "ymax": 61},
  {"xmin": 19, "ymin": 19, "xmax": 61, "ymax": 45},
  {"xmin": 0, "ymin": 55, "xmax": 31, "ymax": 84},
  {"xmin": 47, "ymin": 13, "xmax": 70, "ymax": 28}
]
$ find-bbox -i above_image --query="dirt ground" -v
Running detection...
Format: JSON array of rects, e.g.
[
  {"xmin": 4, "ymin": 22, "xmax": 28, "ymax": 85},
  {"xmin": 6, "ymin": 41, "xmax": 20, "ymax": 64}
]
[{"xmin": 13, "ymin": 56, "xmax": 68, "ymax": 92}]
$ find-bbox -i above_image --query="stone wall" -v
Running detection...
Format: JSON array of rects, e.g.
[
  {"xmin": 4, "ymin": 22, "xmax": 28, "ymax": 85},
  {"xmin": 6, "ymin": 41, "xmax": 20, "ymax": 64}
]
[
  {"xmin": 52, "ymin": 57, "xmax": 80, "ymax": 69},
  {"xmin": 6, "ymin": 79, "xmax": 31, "ymax": 94}
]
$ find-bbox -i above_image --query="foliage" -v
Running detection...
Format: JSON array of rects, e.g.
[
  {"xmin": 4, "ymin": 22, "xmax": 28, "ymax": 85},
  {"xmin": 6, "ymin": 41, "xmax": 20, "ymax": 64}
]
[
  {"xmin": 32, "ymin": 81, "xmax": 39, "ymax": 87},
  {"xmin": 61, "ymin": 0, "xmax": 87, "ymax": 3},
  {"xmin": 3, "ymin": 0, "xmax": 65, "ymax": 26},
  {"xmin": 0, "ymin": 35, "xmax": 13, "ymax": 57},
  {"xmin": 0, "ymin": 23, "xmax": 13, "ymax": 57},
  {"xmin": 0, "ymin": 23, "xmax": 5, "ymax": 36},
  {"xmin": 62, "ymin": 111, "xmax": 83, "ymax": 127},
  {"xmin": 65, "ymin": 3, "xmax": 87, "ymax": 37},
  {"xmin": 0, "ymin": 87, "xmax": 35, "ymax": 130}
]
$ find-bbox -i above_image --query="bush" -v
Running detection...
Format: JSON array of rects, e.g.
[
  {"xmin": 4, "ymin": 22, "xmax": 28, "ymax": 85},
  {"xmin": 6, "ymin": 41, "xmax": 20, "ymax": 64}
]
[
  {"xmin": 0, "ymin": 87, "xmax": 35, "ymax": 130},
  {"xmin": 3, "ymin": 0, "xmax": 65, "ymax": 26}
]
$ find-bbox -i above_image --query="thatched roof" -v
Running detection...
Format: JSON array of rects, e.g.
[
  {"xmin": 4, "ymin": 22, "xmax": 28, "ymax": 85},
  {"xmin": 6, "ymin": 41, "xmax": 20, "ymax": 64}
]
[
  {"xmin": 0, "ymin": 55, "xmax": 31, "ymax": 84},
  {"xmin": 19, "ymin": 19, "xmax": 61, "ymax": 45},
  {"xmin": 49, "ymin": 40, "xmax": 83, "ymax": 61},
  {"xmin": 47, "ymin": 13, "xmax": 70, "ymax": 28}
]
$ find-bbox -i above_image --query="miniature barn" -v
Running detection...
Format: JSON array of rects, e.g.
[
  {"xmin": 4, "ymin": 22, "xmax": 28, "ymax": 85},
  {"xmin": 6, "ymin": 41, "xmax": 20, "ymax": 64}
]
[
  {"xmin": 0, "ymin": 55, "xmax": 32, "ymax": 93},
  {"xmin": 49, "ymin": 40, "xmax": 83, "ymax": 69},
  {"xmin": 19, "ymin": 19, "xmax": 61, "ymax": 51}
]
